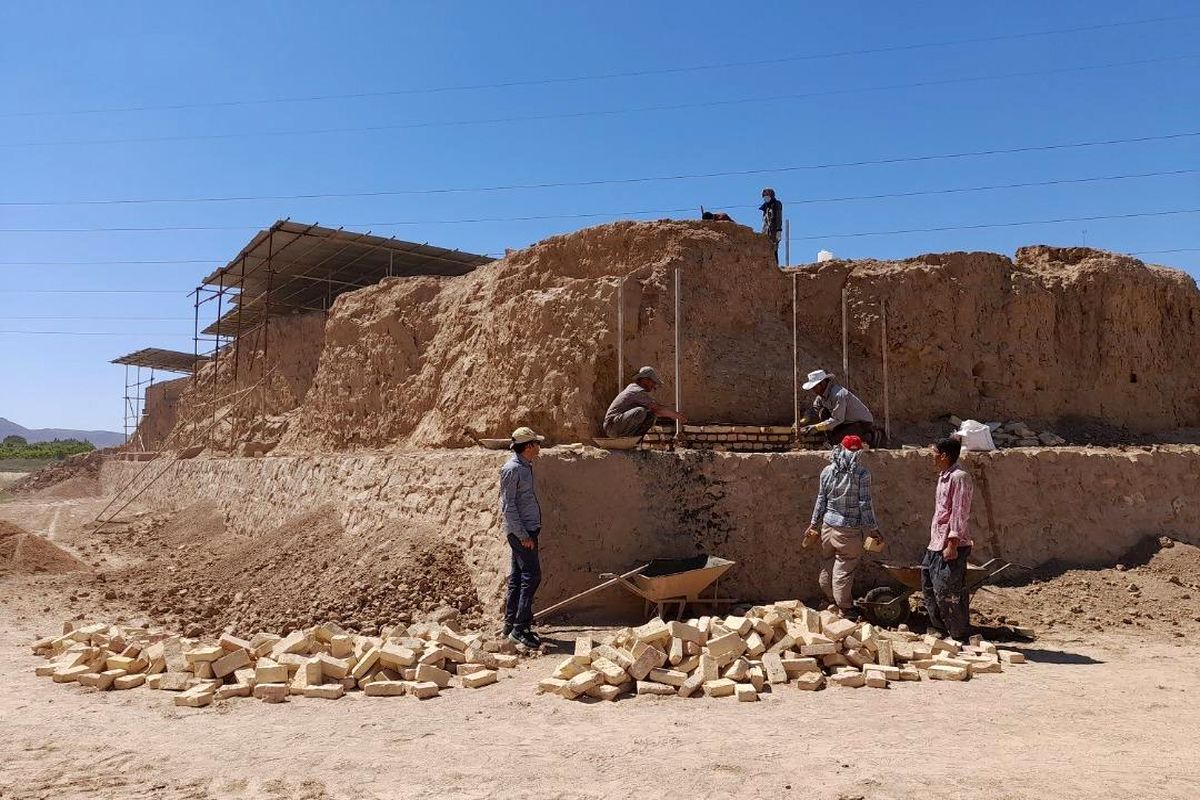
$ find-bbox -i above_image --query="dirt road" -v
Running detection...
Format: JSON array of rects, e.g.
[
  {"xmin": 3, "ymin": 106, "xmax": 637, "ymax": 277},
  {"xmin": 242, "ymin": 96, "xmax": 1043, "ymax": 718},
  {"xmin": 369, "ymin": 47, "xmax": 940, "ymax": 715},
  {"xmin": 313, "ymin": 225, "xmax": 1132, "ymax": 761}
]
[{"xmin": 2, "ymin": 495, "xmax": 1199, "ymax": 799}]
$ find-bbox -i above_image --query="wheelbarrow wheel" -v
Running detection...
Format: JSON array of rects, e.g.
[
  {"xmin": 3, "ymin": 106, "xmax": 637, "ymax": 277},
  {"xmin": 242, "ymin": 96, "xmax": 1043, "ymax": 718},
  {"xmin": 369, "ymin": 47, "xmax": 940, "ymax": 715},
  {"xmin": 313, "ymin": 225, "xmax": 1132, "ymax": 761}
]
[{"xmin": 861, "ymin": 586, "xmax": 911, "ymax": 628}]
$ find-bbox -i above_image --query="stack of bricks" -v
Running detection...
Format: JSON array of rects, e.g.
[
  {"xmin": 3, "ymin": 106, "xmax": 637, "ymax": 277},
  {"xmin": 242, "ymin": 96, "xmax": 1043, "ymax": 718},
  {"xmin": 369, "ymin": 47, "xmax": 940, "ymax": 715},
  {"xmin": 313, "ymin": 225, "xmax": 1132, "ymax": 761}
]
[
  {"xmin": 30, "ymin": 619, "xmax": 519, "ymax": 708},
  {"xmin": 638, "ymin": 426, "xmax": 677, "ymax": 452},
  {"xmin": 679, "ymin": 425, "xmax": 796, "ymax": 453},
  {"xmin": 537, "ymin": 602, "xmax": 1026, "ymax": 702}
]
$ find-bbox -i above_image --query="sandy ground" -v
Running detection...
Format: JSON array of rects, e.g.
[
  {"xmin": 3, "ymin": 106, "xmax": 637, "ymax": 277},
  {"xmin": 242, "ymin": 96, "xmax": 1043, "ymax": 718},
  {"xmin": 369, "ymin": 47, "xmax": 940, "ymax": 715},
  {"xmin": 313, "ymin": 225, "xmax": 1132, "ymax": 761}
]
[{"xmin": 2, "ymin": 495, "xmax": 1199, "ymax": 799}]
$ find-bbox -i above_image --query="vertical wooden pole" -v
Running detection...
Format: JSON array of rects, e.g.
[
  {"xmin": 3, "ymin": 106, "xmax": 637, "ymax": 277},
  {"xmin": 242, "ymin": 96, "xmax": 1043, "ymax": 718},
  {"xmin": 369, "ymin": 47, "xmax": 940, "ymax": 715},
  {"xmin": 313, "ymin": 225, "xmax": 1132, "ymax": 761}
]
[
  {"xmin": 616, "ymin": 278, "xmax": 624, "ymax": 393},
  {"xmin": 841, "ymin": 287, "xmax": 849, "ymax": 384},
  {"xmin": 674, "ymin": 267, "xmax": 682, "ymax": 436},
  {"xmin": 882, "ymin": 300, "xmax": 891, "ymax": 443},
  {"xmin": 792, "ymin": 272, "xmax": 799, "ymax": 430}
]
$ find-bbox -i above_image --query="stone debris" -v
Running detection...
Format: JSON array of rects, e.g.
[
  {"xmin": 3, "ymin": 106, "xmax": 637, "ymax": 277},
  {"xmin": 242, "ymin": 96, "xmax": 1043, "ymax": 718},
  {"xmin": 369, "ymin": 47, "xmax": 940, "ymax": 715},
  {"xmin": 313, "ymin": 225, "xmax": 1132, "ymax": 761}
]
[
  {"xmin": 538, "ymin": 602, "xmax": 1027, "ymax": 702},
  {"xmin": 30, "ymin": 618, "xmax": 520, "ymax": 707},
  {"xmin": 950, "ymin": 417, "xmax": 1068, "ymax": 448}
]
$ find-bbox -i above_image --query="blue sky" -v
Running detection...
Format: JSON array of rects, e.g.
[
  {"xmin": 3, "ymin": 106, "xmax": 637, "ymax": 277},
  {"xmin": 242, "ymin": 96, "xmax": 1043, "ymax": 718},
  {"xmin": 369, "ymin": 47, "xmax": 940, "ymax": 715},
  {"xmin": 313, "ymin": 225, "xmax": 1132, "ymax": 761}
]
[{"xmin": 2, "ymin": 2, "xmax": 1198, "ymax": 432}]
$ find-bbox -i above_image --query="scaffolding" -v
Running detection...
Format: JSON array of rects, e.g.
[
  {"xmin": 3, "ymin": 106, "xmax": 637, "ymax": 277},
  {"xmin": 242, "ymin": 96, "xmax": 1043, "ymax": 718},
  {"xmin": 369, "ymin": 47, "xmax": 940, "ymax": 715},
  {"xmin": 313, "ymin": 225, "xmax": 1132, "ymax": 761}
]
[
  {"xmin": 186, "ymin": 219, "xmax": 492, "ymax": 450},
  {"xmin": 110, "ymin": 348, "xmax": 210, "ymax": 450}
]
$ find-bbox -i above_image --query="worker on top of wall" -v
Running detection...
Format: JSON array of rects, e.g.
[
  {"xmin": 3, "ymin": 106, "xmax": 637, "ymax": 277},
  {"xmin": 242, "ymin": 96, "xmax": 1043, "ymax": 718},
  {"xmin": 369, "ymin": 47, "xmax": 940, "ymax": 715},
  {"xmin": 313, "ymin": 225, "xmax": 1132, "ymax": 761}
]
[
  {"xmin": 499, "ymin": 426, "xmax": 545, "ymax": 649},
  {"xmin": 760, "ymin": 188, "xmax": 784, "ymax": 264},
  {"xmin": 602, "ymin": 366, "xmax": 687, "ymax": 438},
  {"xmin": 798, "ymin": 369, "xmax": 877, "ymax": 446},
  {"xmin": 803, "ymin": 434, "xmax": 881, "ymax": 620}
]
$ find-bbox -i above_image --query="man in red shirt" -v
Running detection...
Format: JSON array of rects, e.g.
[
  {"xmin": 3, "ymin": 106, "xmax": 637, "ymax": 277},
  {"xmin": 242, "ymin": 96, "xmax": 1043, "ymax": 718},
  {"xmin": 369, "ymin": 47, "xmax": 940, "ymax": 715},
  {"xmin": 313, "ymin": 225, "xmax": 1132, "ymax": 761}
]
[{"xmin": 922, "ymin": 437, "xmax": 975, "ymax": 640}]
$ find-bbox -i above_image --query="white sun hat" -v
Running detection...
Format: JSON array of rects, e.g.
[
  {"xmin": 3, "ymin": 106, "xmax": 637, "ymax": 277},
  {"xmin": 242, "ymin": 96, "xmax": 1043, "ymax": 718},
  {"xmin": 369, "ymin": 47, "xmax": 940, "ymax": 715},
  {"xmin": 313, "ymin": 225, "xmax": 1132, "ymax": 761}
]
[{"xmin": 802, "ymin": 369, "xmax": 835, "ymax": 391}]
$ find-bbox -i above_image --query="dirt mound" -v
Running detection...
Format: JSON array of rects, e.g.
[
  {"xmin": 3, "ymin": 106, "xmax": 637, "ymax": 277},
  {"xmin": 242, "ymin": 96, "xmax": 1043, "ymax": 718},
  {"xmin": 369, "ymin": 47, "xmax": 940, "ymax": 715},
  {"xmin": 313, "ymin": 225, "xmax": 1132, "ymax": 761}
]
[
  {"xmin": 31, "ymin": 474, "xmax": 101, "ymax": 500},
  {"xmin": 973, "ymin": 537, "xmax": 1200, "ymax": 638},
  {"xmin": 119, "ymin": 505, "xmax": 481, "ymax": 636},
  {"xmin": 0, "ymin": 520, "xmax": 91, "ymax": 575},
  {"xmin": 13, "ymin": 450, "xmax": 106, "ymax": 494}
]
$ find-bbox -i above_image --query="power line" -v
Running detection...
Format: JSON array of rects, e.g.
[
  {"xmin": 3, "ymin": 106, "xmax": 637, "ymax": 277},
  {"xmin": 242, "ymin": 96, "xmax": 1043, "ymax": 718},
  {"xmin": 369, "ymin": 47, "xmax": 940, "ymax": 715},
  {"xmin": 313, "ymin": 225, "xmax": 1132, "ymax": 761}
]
[
  {"xmin": 3, "ymin": 129, "xmax": 1197, "ymax": 208},
  {"xmin": 790, "ymin": 207, "xmax": 1200, "ymax": 241},
  {"xmin": 1, "ymin": 167, "xmax": 1195, "ymax": 233},
  {"xmin": 1132, "ymin": 247, "xmax": 1200, "ymax": 255},
  {"xmin": 0, "ymin": 289, "xmax": 187, "ymax": 294},
  {"xmin": 3, "ymin": 53, "xmax": 1195, "ymax": 150},
  {"xmin": 7, "ymin": 14, "xmax": 1194, "ymax": 119}
]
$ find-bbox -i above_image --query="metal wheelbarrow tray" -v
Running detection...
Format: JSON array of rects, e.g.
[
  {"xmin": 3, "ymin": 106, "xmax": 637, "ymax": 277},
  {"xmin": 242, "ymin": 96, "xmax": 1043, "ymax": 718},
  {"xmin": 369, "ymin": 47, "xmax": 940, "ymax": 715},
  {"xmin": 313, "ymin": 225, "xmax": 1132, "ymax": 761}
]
[
  {"xmin": 534, "ymin": 554, "xmax": 738, "ymax": 622},
  {"xmin": 856, "ymin": 557, "xmax": 1019, "ymax": 628}
]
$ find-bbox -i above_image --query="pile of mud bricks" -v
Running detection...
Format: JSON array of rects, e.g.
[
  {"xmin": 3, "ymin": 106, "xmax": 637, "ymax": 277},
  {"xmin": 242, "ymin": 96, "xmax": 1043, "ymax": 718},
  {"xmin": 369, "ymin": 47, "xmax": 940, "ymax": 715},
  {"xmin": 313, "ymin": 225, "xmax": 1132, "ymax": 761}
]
[{"xmin": 641, "ymin": 425, "xmax": 825, "ymax": 452}]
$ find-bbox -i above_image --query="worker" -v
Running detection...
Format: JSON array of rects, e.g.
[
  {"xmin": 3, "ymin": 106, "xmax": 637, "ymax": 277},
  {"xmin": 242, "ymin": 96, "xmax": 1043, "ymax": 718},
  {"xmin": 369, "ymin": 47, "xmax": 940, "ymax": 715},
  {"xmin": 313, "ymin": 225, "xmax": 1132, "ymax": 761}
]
[
  {"xmin": 701, "ymin": 206, "xmax": 735, "ymax": 222},
  {"xmin": 759, "ymin": 188, "xmax": 784, "ymax": 263},
  {"xmin": 499, "ymin": 426, "xmax": 545, "ymax": 649},
  {"xmin": 803, "ymin": 434, "xmax": 881, "ymax": 620},
  {"xmin": 602, "ymin": 366, "xmax": 686, "ymax": 438},
  {"xmin": 799, "ymin": 369, "xmax": 876, "ymax": 446},
  {"xmin": 923, "ymin": 437, "xmax": 975, "ymax": 640}
]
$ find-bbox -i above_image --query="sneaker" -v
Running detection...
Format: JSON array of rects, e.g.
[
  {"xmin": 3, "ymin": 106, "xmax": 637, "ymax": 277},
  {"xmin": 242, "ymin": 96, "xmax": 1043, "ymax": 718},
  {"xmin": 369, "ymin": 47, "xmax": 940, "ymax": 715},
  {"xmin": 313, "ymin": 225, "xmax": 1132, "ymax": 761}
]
[
  {"xmin": 525, "ymin": 628, "xmax": 543, "ymax": 646},
  {"xmin": 501, "ymin": 623, "xmax": 514, "ymax": 638},
  {"xmin": 508, "ymin": 628, "xmax": 539, "ymax": 649}
]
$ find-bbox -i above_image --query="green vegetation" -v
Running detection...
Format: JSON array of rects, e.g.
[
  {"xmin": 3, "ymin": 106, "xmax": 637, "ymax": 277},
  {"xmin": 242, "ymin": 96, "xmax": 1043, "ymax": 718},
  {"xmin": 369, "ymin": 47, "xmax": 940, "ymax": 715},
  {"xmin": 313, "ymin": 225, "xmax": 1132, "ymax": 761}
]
[{"xmin": 0, "ymin": 438, "xmax": 95, "ymax": 461}]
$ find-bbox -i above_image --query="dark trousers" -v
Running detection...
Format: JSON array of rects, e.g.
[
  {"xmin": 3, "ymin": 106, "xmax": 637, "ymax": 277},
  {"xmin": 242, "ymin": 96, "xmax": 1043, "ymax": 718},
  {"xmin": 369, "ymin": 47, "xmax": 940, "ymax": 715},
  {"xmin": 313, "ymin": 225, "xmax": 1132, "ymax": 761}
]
[
  {"xmin": 922, "ymin": 545, "xmax": 972, "ymax": 640},
  {"xmin": 505, "ymin": 531, "xmax": 541, "ymax": 628},
  {"xmin": 824, "ymin": 420, "xmax": 876, "ymax": 447}
]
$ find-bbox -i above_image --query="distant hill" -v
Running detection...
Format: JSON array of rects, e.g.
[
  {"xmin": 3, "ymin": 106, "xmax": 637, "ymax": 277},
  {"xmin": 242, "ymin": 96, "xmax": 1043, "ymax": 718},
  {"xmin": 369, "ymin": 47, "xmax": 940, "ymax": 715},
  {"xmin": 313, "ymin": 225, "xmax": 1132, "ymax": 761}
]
[{"xmin": 0, "ymin": 417, "xmax": 124, "ymax": 448}]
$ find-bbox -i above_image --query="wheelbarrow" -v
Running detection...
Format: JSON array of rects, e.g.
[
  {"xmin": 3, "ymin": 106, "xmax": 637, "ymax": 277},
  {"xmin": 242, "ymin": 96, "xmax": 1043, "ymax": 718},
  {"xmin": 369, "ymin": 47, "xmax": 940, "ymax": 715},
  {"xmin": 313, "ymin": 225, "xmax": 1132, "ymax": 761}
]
[
  {"xmin": 533, "ymin": 554, "xmax": 738, "ymax": 622},
  {"xmin": 856, "ymin": 557, "xmax": 1019, "ymax": 628}
]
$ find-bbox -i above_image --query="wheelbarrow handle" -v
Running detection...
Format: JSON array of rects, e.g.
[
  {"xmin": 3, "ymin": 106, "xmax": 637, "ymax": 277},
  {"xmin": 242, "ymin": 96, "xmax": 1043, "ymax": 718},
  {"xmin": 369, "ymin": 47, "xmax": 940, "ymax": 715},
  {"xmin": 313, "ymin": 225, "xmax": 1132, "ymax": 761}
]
[{"xmin": 532, "ymin": 564, "xmax": 648, "ymax": 622}]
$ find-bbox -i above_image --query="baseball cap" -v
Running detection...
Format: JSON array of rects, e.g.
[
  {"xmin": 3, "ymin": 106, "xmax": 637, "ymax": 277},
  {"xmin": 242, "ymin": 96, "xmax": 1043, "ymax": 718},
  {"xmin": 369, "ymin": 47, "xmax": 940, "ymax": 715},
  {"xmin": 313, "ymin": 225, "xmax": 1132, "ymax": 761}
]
[
  {"xmin": 511, "ymin": 426, "xmax": 545, "ymax": 445},
  {"xmin": 841, "ymin": 435, "xmax": 864, "ymax": 451}
]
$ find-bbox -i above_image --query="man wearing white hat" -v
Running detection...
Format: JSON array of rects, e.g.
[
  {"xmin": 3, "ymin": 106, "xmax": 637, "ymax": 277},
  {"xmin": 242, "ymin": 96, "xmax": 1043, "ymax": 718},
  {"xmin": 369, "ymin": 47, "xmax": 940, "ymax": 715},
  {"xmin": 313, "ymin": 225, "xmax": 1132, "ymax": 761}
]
[
  {"xmin": 799, "ymin": 369, "xmax": 876, "ymax": 446},
  {"xmin": 499, "ymin": 426, "xmax": 545, "ymax": 648},
  {"xmin": 602, "ymin": 366, "xmax": 687, "ymax": 438}
]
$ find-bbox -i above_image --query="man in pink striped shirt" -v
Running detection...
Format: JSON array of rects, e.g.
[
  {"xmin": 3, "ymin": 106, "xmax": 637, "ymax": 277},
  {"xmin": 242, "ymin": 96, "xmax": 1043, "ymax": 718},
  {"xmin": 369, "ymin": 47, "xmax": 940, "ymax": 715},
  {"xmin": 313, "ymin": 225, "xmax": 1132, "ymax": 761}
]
[{"xmin": 922, "ymin": 437, "xmax": 975, "ymax": 640}]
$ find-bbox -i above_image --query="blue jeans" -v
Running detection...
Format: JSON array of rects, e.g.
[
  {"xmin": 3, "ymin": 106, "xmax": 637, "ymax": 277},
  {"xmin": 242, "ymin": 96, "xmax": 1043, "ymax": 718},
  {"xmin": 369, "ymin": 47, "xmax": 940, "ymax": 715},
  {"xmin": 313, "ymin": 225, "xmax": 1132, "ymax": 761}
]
[
  {"xmin": 921, "ymin": 545, "xmax": 972, "ymax": 639},
  {"xmin": 505, "ymin": 531, "xmax": 541, "ymax": 628}
]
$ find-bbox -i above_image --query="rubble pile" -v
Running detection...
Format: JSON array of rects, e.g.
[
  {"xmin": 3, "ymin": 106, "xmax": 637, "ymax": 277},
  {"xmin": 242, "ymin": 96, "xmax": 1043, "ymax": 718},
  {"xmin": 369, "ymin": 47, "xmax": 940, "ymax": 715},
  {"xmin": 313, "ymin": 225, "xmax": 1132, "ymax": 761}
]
[
  {"xmin": 30, "ymin": 615, "xmax": 521, "ymax": 708},
  {"xmin": 539, "ymin": 602, "xmax": 1026, "ymax": 702},
  {"xmin": 949, "ymin": 416, "xmax": 1067, "ymax": 448}
]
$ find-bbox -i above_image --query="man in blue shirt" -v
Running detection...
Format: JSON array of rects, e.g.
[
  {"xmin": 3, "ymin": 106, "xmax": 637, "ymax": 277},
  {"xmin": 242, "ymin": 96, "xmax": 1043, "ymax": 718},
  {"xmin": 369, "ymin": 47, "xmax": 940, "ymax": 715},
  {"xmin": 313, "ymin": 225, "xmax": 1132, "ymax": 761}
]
[
  {"xmin": 499, "ymin": 426, "xmax": 545, "ymax": 648},
  {"xmin": 803, "ymin": 434, "xmax": 882, "ymax": 620}
]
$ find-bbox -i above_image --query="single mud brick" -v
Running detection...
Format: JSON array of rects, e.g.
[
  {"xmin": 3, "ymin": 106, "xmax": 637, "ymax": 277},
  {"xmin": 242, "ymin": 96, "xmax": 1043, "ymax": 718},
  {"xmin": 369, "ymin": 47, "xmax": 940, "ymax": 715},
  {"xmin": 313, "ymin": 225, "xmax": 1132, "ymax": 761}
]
[
  {"xmin": 702, "ymin": 678, "xmax": 737, "ymax": 698},
  {"xmin": 927, "ymin": 637, "xmax": 959, "ymax": 655},
  {"xmin": 766, "ymin": 634, "xmax": 796, "ymax": 655},
  {"xmin": 77, "ymin": 672, "xmax": 104, "ymax": 688},
  {"xmin": 303, "ymin": 683, "xmax": 345, "ymax": 700},
  {"xmin": 363, "ymin": 680, "xmax": 407, "ymax": 697},
  {"xmin": 253, "ymin": 658, "xmax": 288, "ymax": 685},
  {"xmin": 794, "ymin": 671, "xmax": 826, "ymax": 691},
  {"xmin": 845, "ymin": 648, "xmax": 875, "ymax": 668},
  {"xmin": 829, "ymin": 671, "xmax": 866, "ymax": 688},
  {"xmin": 463, "ymin": 648, "xmax": 498, "ymax": 670},
  {"xmin": 734, "ymin": 683, "xmax": 758, "ymax": 702},
  {"xmin": 329, "ymin": 635, "xmax": 355, "ymax": 659},
  {"xmin": 105, "ymin": 655, "xmax": 137, "ymax": 672},
  {"xmin": 822, "ymin": 618, "xmax": 858, "ymax": 642},
  {"xmin": 493, "ymin": 653, "xmax": 519, "ymax": 669},
  {"xmin": 967, "ymin": 659, "xmax": 1003, "ymax": 675},
  {"xmin": 864, "ymin": 670, "xmax": 889, "ymax": 689},
  {"xmin": 145, "ymin": 674, "xmax": 164, "ymax": 689},
  {"xmin": 636, "ymin": 681, "xmax": 676, "ymax": 696},
  {"xmin": 723, "ymin": 658, "xmax": 751, "ymax": 682},
  {"xmin": 209, "ymin": 648, "xmax": 249, "ymax": 679},
  {"xmin": 722, "ymin": 616, "xmax": 753, "ymax": 637},
  {"xmin": 552, "ymin": 657, "xmax": 585, "ymax": 681},
  {"xmin": 184, "ymin": 645, "xmax": 223, "ymax": 665},
  {"xmin": 174, "ymin": 686, "xmax": 215, "ymax": 708},
  {"xmin": 434, "ymin": 628, "xmax": 470, "ymax": 653},
  {"xmin": 35, "ymin": 663, "xmax": 60, "ymax": 678},
  {"xmin": 998, "ymin": 650, "xmax": 1026, "ymax": 664},
  {"xmin": 93, "ymin": 669, "xmax": 125, "ymax": 691},
  {"xmin": 461, "ymin": 670, "xmax": 498, "ymax": 689},
  {"xmin": 562, "ymin": 670, "xmax": 604, "ymax": 700},
  {"xmin": 627, "ymin": 646, "xmax": 666, "ymax": 682},
  {"xmin": 632, "ymin": 618, "xmax": 671, "ymax": 645},
  {"xmin": 192, "ymin": 661, "xmax": 215, "ymax": 679},
  {"xmin": 743, "ymin": 632, "xmax": 766, "ymax": 658},
  {"xmin": 271, "ymin": 630, "xmax": 309, "ymax": 660},
  {"xmin": 317, "ymin": 654, "xmax": 353, "ymax": 679},
  {"xmin": 350, "ymin": 647, "xmax": 381, "ymax": 680},
  {"xmin": 218, "ymin": 634, "xmax": 252, "ymax": 654},
  {"xmin": 586, "ymin": 683, "xmax": 621, "ymax": 702},
  {"xmin": 898, "ymin": 666, "xmax": 921, "ymax": 681},
  {"xmin": 415, "ymin": 663, "xmax": 452, "ymax": 688},
  {"xmin": 421, "ymin": 646, "xmax": 464, "ymax": 666},
  {"xmin": 212, "ymin": 683, "xmax": 250, "ymax": 700},
  {"xmin": 781, "ymin": 657, "xmax": 820, "ymax": 676},
  {"xmin": 705, "ymin": 632, "xmax": 748, "ymax": 662},
  {"xmin": 800, "ymin": 642, "xmax": 839, "ymax": 657},
  {"xmin": 589, "ymin": 657, "xmax": 628, "ymax": 686},
  {"xmin": 677, "ymin": 671, "xmax": 705, "ymax": 698},
  {"xmin": 666, "ymin": 621, "xmax": 704, "ymax": 644},
  {"xmin": 648, "ymin": 667, "xmax": 688, "ymax": 687},
  {"xmin": 931, "ymin": 655, "xmax": 972, "ymax": 670},
  {"xmin": 760, "ymin": 653, "xmax": 788, "ymax": 685},
  {"xmin": 573, "ymin": 636, "xmax": 594, "ymax": 659},
  {"xmin": 409, "ymin": 681, "xmax": 440, "ymax": 700},
  {"xmin": 798, "ymin": 629, "xmax": 834, "ymax": 647},
  {"xmin": 927, "ymin": 664, "xmax": 970, "ymax": 681},
  {"xmin": 536, "ymin": 677, "xmax": 567, "ymax": 695},
  {"xmin": 158, "ymin": 672, "xmax": 192, "ymax": 692},
  {"xmin": 698, "ymin": 653, "xmax": 719, "ymax": 683},
  {"xmin": 667, "ymin": 637, "xmax": 685, "ymax": 666},
  {"xmin": 876, "ymin": 639, "xmax": 895, "ymax": 667},
  {"xmin": 253, "ymin": 683, "xmax": 290, "ymax": 703}
]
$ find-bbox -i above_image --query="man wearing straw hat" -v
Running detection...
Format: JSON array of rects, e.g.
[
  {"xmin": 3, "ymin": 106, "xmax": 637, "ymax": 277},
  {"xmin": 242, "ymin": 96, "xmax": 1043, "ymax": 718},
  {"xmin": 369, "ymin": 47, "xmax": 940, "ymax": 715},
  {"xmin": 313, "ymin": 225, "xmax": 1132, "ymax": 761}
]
[
  {"xmin": 499, "ymin": 426, "xmax": 546, "ymax": 649},
  {"xmin": 602, "ymin": 366, "xmax": 687, "ymax": 438},
  {"xmin": 798, "ymin": 368, "xmax": 876, "ymax": 446}
]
